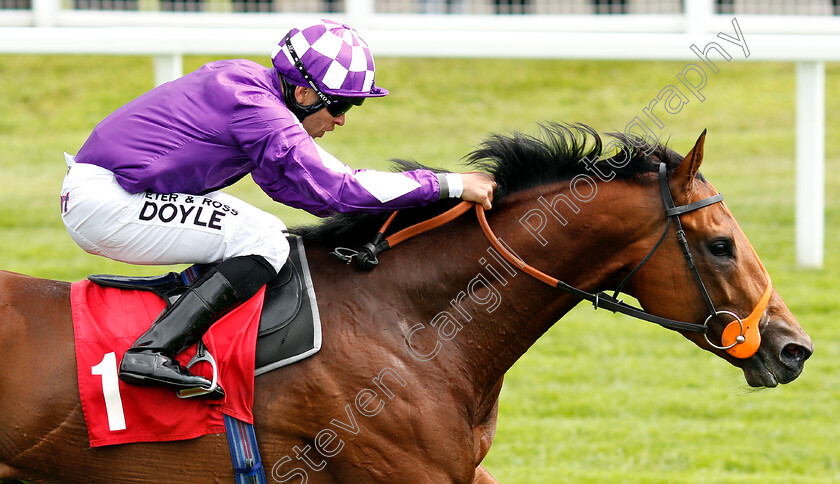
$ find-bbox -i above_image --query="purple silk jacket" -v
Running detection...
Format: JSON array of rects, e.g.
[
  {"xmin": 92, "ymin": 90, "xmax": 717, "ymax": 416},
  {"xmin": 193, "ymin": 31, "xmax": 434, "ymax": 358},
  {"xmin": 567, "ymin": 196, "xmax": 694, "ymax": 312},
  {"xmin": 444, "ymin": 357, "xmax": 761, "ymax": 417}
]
[{"xmin": 74, "ymin": 59, "xmax": 441, "ymax": 217}]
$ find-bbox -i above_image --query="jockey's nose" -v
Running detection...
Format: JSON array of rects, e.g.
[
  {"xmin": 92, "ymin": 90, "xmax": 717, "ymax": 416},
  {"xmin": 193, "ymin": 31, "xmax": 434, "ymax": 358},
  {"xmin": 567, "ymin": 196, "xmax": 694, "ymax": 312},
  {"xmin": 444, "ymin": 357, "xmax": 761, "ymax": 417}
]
[{"xmin": 334, "ymin": 113, "xmax": 346, "ymax": 126}]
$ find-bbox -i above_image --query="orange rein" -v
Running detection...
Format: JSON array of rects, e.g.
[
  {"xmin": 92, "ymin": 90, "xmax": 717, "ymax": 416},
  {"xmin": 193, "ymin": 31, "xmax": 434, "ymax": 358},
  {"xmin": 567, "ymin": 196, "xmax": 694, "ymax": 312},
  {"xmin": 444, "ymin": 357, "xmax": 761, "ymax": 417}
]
[
  {"xmin": 368, "ymin": 200, "xmax": 770, "ymax": 359},
  {"xmin": 378, "ymin": 201, "xmax": 474, "ymax": 249},
  {"xmin": 375, "ymin": 202, "xmax": 561, "ymax": 287}
]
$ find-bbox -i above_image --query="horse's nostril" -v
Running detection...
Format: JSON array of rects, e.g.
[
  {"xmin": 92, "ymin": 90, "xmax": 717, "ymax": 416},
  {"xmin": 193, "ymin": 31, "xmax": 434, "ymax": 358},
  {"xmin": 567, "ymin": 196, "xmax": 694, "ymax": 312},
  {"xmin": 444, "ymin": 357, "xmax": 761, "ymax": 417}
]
[{"xmin": 781, "ymin": 343, "xmax": 812, "ymax": 366}]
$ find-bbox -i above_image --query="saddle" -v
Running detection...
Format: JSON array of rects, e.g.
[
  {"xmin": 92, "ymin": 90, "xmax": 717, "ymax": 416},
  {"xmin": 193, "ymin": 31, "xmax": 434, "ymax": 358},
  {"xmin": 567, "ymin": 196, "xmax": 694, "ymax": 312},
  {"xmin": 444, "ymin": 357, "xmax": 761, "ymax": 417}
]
[{"xmin": 88, "ymin": 235, "xmax": 322, "ymax": 377}]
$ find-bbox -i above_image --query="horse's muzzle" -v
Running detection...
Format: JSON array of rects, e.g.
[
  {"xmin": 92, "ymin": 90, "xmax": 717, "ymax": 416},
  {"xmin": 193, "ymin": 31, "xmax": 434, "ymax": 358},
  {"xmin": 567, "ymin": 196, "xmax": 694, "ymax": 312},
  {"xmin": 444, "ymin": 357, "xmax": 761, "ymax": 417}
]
[
  {"xmin": 777, "ymin": 340, "xmax": 813, "ymax": 382},
  {"xmin": 743, "ymin": 330, "xmax": 813, "ymax": 388}
]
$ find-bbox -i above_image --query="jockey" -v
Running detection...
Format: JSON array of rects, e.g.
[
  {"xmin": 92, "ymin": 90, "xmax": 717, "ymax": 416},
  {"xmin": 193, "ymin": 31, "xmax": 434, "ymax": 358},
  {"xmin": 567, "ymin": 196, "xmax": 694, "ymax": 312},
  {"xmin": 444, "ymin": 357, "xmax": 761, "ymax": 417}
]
[{"xmin": 60, "ymin": 19, "xmax": 496, "ymax": 399}]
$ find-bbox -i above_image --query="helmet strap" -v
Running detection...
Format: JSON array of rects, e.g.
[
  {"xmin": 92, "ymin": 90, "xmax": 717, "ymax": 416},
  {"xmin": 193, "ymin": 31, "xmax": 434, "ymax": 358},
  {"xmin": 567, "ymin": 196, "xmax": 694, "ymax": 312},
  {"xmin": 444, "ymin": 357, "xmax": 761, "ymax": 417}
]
[{"xmin": 279, "ymin": 75, "xmax": 326, "ymax": 122}]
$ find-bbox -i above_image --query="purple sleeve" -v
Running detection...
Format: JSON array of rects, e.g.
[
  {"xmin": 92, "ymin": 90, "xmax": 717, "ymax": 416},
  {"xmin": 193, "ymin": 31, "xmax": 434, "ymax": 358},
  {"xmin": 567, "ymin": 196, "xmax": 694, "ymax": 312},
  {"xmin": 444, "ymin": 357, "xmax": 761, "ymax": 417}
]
[{"xmin": 232, "ymin": 94, "xmax": 441, "ymax": 217}]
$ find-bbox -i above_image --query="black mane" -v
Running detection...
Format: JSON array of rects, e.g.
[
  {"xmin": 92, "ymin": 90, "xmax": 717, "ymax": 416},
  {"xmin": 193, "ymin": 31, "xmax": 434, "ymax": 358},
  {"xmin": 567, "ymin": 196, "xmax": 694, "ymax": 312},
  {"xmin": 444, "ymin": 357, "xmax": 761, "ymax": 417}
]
[{"xmin": 293, "ymin": 123, "xmax": 684, "ymax": 247}]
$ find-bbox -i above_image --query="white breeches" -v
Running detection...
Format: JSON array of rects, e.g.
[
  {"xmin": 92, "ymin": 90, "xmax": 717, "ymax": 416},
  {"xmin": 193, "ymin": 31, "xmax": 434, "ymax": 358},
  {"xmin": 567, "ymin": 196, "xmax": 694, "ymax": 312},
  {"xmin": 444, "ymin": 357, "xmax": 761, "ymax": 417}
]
[{"xmin": 60, "ymin": 156, "xmax": 290, "ymax": 272}]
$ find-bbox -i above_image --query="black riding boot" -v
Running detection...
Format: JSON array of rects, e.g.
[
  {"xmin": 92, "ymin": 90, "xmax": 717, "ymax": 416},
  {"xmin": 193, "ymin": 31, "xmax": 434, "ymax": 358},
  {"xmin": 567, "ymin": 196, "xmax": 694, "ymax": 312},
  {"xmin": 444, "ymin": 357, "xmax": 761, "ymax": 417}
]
[{"xmin": 119, "ymin": 255, "xmax": 276, "ymax": 399}]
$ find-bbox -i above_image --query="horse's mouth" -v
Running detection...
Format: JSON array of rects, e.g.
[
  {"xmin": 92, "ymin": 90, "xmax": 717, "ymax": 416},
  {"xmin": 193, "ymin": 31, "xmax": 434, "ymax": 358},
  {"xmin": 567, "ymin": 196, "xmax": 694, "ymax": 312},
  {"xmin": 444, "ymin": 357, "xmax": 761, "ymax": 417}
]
[
  {"xmin": 743, "ymin": 355, "xmax": 778, "ymax": 388},
  {"xmin": 742, "ymin": 339, "xmax": 812, "ymax": 388}
]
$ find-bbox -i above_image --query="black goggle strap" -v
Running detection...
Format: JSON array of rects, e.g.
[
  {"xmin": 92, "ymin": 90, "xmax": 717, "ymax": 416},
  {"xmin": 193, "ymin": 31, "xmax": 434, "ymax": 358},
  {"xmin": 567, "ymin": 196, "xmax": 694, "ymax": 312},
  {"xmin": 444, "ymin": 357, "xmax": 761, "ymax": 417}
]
[
  {"xmin": 284, "ymin": 33, "xmax": 365, "ymax": 118},
  {"xmin": 285, "ymin": 33, "xmax": 332, "ymax": 106}
]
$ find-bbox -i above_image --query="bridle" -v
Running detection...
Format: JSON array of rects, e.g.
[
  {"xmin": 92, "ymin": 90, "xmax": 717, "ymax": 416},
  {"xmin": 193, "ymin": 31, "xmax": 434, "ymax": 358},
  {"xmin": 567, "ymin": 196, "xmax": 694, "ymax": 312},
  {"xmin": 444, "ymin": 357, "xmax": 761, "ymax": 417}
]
[{"xmin": 331, "ymin": 163, "xmax": 773, "ymax": 359}]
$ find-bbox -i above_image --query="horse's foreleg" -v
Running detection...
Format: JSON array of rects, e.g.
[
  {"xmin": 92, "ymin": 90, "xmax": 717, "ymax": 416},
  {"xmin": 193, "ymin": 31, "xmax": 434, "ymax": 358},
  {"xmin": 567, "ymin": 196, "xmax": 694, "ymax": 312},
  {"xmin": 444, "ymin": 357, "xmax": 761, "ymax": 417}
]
[
  {"xmin": 473, "ymin": 465, "xmax": 500, "ymax": 483},
  {"xmin": 470, "ymin": 380, "xmax": 502, "ymax": 484}
]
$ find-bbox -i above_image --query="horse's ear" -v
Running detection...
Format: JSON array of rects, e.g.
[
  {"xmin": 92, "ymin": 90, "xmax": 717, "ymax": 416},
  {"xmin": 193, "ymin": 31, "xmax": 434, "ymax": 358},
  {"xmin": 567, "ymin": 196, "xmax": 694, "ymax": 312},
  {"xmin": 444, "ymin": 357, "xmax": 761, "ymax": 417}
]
[{"xmin": 671, "ymin": 129, "xmax": 706, "ymax": 198}]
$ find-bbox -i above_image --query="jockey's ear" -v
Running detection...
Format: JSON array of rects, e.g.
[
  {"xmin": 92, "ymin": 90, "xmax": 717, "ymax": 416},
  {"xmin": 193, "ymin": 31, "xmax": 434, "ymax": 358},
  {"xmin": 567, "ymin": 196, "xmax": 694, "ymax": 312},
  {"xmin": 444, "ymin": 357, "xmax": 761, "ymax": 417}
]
[
  {"xmin": 671, "ymin": 129, "xmax": 706, "ymax": 202},
  {"xmin": 294, "ymin": 86, "xmax": 316, "ymax": 106}
]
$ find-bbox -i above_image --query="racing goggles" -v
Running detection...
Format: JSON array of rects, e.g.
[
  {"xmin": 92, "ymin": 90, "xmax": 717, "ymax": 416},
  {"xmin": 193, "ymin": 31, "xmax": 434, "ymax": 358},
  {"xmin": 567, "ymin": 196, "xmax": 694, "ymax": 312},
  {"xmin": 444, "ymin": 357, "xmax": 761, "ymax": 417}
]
[{"xmin": 324, "ymin": 95, "xmax": 365, "ymax": 117}]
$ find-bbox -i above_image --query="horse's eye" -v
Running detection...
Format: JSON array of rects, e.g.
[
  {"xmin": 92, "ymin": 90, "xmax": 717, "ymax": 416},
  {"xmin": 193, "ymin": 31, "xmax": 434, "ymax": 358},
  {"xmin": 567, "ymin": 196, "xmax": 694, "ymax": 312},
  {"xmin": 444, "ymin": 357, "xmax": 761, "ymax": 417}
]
[{"xmin": 709, "ymin": 239, "xmax": 733, "ymax": 258}]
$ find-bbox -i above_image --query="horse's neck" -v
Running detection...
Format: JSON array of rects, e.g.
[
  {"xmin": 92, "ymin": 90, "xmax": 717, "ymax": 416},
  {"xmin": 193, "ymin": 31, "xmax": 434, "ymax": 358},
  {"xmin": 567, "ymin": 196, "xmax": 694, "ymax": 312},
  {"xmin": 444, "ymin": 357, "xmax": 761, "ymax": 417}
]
[
  {"xmin": 397, "ymin": 181, "xmax": 658, "ymax": 395},
  {"xmin": 304, "ymin": 180, "xmax": 657, "ymax": 403}
]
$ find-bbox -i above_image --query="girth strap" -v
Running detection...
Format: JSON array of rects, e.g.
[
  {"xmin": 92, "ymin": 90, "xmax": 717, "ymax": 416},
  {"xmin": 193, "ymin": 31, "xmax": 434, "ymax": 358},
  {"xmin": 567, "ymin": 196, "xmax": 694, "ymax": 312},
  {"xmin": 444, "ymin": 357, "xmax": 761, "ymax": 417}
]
[{"xmin": 224, "ymin": 414, "xmax": 267, "ymax": 484}]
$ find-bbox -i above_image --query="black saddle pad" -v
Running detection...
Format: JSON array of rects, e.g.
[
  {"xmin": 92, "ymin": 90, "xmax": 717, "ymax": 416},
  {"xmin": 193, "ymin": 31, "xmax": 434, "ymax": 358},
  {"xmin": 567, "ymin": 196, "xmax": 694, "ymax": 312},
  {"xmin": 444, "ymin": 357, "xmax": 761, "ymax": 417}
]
[{"xmin": 87, "ymin": 235, "xmax": 322, "ymax": 376}]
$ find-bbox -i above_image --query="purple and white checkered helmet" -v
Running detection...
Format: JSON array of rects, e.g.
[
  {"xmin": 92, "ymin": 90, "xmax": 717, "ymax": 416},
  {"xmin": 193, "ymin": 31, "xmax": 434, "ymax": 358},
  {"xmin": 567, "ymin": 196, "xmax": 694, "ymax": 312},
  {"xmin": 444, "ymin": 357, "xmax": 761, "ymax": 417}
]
[{"xmin": 272, "ymin": 19, "xmax": 388, "ymax": 98}]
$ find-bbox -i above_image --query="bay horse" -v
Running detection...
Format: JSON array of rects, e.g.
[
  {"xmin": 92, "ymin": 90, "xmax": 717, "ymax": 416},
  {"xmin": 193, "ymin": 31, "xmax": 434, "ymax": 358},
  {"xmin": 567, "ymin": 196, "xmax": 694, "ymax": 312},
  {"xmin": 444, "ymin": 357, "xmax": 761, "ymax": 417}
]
[{"xmin": 0, "ymin": 124, "xmax": 812, "ymax": 483}]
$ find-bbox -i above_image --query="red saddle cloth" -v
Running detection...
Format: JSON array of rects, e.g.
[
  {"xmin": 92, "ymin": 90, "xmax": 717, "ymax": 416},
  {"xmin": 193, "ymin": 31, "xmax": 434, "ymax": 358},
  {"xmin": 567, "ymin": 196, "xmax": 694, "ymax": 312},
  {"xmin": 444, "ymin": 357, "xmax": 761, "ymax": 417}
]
[{"xmin": 71, "ymin": 279, "xmax": 265, "ymax": 447}]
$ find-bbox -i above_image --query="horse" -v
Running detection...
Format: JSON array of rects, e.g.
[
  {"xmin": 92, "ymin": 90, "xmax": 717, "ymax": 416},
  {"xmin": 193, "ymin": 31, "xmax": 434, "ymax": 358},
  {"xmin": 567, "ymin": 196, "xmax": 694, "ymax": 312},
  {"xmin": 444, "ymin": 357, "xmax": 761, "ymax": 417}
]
[{"xmin": 0, "ymin": 123, "xmax": 812, "ymax": 483}]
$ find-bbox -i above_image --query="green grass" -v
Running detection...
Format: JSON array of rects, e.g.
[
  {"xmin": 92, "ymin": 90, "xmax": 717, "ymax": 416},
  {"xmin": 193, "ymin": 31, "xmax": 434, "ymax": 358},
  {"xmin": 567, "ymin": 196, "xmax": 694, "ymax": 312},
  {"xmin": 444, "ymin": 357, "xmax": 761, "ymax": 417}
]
[{"xmin": 2, "ymin": 54, "xmax": 839, "ymax": 483}]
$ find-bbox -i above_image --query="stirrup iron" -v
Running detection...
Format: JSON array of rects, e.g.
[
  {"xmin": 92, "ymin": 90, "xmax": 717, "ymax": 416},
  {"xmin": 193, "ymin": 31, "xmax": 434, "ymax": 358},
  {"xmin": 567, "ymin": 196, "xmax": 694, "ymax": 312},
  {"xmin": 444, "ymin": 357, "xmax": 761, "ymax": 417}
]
[{"xmin": 177, "ymin": 342, "xmax": 220, "ymax": 399}]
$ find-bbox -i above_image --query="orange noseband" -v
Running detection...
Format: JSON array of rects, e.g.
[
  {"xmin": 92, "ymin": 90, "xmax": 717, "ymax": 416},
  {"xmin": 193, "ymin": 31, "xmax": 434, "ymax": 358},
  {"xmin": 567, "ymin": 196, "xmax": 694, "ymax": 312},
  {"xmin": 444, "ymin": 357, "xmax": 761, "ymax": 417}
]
[{"xmin": 717, "ymin": 243, "xmax": 772, "ymax": 359}]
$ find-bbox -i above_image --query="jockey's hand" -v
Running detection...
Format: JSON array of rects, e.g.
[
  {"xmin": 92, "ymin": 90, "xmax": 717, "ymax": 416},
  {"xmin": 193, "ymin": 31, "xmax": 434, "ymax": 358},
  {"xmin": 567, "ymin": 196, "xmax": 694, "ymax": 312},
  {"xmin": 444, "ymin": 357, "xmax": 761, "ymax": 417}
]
[{"xmin": 461, "ymin": 172, "xmax": 497, "ymax": 210}]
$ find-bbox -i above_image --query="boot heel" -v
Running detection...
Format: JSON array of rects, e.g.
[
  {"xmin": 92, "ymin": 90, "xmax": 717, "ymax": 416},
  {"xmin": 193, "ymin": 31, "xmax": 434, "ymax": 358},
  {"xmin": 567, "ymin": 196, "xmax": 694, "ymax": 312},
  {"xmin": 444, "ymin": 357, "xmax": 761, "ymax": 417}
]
[{"xmin": 118, "ymin": 370, "xmax": 148, "ymax": 386}]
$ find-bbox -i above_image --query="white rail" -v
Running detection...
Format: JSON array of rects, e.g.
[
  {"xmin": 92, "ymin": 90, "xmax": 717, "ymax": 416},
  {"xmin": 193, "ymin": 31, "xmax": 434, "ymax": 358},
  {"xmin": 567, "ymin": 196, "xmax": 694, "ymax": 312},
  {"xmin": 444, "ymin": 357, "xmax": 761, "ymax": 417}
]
[{"xmin": 1, "ymin": 0, "xmax": 834, "ymax": 267}]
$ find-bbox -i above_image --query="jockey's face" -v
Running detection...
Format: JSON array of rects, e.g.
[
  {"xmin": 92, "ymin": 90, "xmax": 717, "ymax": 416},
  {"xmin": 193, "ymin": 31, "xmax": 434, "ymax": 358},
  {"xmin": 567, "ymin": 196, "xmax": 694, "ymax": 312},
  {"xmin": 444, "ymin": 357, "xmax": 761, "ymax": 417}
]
[{"xmin": 296, "ymin": 86, "xmax": 346, "ymax": 139}]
